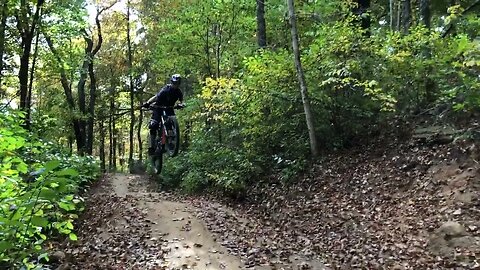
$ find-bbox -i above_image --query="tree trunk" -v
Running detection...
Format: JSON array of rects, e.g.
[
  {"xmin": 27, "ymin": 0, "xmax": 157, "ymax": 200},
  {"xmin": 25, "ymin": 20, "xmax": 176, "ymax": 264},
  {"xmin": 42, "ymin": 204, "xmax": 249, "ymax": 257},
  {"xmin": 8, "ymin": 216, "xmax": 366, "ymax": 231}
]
[
  {"xmin": 109, "ymin": 83, "xmax": 117, "ymax": 171},
  {"xmin": 26, "ymin": 27, "xmax": 40, "ymax": 130},
  {"xmin": 77, "ymin": 45, "xmax": 90, "ymax": 152},
  {"xmin": 204, "ymin": 17, "xmax": 213, "ymax": 77},
  {"xmin": 137, "ymin": 83, "xmax": 144, "ymax": 161},
  {"xmin": 389, "ymin": 0, "xmax": 395, "ymax": 30},
  {"xmin": 127, "ymin": 1, "xmax": 135, "ymax": 168},
  {"xmin": 18, "ymin": 0, "xmax": 44, "ymax": 128},
  {"xmin": 99, "ymin": 116, "xmax": 106, "ymax": 172},
  {"xmin": 0, "ymin": 0, "xmax": 7, "ymax": 91},
  {"xmin": 214, "ymin": 23, "xmax": 222, "ymax": 79},
  {"xmin": 419, "ymin": 0, "xmax": 431, "ymax": 28},
  {"xmin": 108, "ymin": 88, "xmax": 114, "ymax": 171},
  {"xmin": 87, "ymin": 61, "xmax": 96, "ymax": 155},
  {"xmin": 396, "ymin": 1, "xmax": 401, "ymax": 31},
  {"xmin": 108, "ymin": 109, "xmax": 113, "ymax": 170},
  {"xmin": 86, "ymin": 11, "xmax": 104, "ymax": 155},
  {"xmin": 113, "ymin": 125, "xmax": 118, "ymax": 170},
  {"xmin": 287, "ymin": 0, "xmax": 318, "ymax": 158},
  {"xmin": 402, "ymin": 0, "xmax": 411, "ymax": 33},
  {"xmin": 256, "ymin": 0, "xmax": 267, "ymax": 48},
  {"xmin": 68, "ymin": 136, "xmax": 73, "ymax": 154}
]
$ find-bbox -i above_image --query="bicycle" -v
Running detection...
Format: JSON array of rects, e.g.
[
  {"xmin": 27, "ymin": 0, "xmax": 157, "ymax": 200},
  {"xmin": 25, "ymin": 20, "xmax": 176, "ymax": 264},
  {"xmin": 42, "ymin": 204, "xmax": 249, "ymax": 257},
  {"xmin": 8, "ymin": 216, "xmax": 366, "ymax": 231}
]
[{"xmin": 143, "ymin": 104, "xmax": 184, "ymax": 174}]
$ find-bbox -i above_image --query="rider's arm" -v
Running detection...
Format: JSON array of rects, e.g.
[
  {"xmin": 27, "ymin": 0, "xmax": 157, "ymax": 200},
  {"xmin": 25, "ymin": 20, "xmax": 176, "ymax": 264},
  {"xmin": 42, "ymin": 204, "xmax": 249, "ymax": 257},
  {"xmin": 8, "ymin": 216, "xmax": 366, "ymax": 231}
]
[
  {"xmin": 145, "ymin": 95, "xmax": 157, "ymax": 105},
  {"xmin": 178, "ymin": 89, "xmax": 184, "ymax": 104},
  {"xmin": 144, "ymin": 87, "xmax": 166, "ymax": 106}
]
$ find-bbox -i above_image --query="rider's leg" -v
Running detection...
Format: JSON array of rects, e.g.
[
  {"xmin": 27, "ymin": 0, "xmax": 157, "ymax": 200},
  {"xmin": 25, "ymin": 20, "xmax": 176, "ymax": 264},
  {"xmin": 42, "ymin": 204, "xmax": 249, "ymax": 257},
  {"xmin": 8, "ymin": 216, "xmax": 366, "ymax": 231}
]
[
  {"xmin": 148, "ymin": 111, "xmax": 161, "ymax": 155},
  {"xmin": 148, "ymin": 122, "xmax": 157, "ymax": 155}
]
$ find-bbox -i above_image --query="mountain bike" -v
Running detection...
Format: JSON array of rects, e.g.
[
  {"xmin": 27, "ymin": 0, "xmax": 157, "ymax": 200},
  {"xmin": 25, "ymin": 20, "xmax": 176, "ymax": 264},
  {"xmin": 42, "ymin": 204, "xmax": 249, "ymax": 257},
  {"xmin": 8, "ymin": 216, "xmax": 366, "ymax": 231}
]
[{"xmin": 144, "ymin": 104, "xmax": 184, "ymax": 174}]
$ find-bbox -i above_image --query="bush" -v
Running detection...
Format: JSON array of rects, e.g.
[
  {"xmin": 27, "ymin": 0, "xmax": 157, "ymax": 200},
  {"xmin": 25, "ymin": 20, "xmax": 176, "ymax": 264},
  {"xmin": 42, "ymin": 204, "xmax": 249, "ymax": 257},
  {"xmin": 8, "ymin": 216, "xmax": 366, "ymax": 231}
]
[{"xmin": 0, "ymin": 110, "xmax": 100, "ymax": 269}]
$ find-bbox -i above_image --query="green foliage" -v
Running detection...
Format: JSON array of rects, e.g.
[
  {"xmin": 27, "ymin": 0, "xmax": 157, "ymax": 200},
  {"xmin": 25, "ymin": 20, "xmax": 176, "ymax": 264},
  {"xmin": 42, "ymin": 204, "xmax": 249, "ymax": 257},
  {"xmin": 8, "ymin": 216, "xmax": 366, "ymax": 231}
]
[
  {"xmin": 155, "ymin": 0, "xmax": 479, "ymax": 193},
  {"xmin": 0, "ymin": 110, "xmax": 99, "ymax": 269}
]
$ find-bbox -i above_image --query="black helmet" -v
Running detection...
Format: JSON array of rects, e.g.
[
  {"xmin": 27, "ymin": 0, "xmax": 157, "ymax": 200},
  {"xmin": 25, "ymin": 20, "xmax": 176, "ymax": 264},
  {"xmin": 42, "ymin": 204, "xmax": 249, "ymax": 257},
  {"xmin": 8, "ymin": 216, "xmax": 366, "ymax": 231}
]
[{"xmin": 171, "ymin": 74, "xmax": 181, "ymax": 84}]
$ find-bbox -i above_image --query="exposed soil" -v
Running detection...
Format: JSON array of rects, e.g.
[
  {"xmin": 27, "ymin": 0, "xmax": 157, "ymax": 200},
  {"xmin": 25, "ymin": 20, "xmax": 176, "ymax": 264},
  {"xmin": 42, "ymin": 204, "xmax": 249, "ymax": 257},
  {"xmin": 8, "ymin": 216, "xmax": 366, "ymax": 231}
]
[{"xmin": 49, "ymin": 174, "xmax": 322, "ymax": 269}]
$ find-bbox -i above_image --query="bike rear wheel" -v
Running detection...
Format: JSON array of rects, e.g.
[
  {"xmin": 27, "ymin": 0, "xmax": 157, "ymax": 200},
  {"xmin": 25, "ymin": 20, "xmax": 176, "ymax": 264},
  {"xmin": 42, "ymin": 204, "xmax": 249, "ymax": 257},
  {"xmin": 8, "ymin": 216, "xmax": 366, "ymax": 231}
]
[{"xmin": 165, "ymin": 116, "xmax": 180, "ymax": 157}]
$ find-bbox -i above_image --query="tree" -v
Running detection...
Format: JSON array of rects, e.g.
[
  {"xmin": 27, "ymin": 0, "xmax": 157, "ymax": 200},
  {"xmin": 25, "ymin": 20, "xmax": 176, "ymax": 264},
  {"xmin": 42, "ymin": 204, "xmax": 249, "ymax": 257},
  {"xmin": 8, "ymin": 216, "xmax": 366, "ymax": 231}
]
[
  {"xmin": 287, "ymin": 0, "xmax": 318, "ymax": 158},
  {"xmin": 17, "ymin": 0, "xmax": 45, "ymax": 129},
  {"xmin": 256, "ymin": 0, "xmax": 267, "ymax": 48},
  {"xmin": 401, "ymin": 0, "xmax": 411, "ymax": 33},
  {"xmin": 0, "ymin": 0, "xmax": 8, "ymax": 91},
  {"xmin": 419, "ymin": 0, "xmax": 431, "ymax": 28},
  {"xmin": 45, "ymin": 5, "xmax": 109, "ymax": 155},
  {"xmin": 390, "ymin": 0, "xmax": 395, "ymax": 29},
  {"xmin": 127, "ymin": 0, "xmax": 135, "ymax": 168}
]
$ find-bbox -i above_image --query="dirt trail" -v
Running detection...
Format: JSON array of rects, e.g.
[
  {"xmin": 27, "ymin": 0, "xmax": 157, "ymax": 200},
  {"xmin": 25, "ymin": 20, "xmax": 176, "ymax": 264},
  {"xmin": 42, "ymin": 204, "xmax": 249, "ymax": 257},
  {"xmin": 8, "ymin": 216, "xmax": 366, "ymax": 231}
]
[
  {"xmin": 53, "ymin": 174, "xmax": 325, "ymax": 269},
  {"xmin": 110, "ymin": 174, "xmax": 243, "ymax": 269}
]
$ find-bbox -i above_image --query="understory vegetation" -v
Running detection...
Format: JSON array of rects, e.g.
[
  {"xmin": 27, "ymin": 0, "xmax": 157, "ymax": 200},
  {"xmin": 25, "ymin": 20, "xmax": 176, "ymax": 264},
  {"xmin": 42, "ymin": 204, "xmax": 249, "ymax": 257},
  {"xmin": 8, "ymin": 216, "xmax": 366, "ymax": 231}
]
[{"xmin": 0, "ymin": 111, "xmax": 99, "ymax": 268}]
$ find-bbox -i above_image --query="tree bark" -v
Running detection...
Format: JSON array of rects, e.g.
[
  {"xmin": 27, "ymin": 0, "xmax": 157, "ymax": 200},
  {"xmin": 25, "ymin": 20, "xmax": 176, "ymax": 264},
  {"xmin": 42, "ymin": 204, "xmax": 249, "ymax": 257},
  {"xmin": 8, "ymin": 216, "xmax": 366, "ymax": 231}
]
[
  {"xmin": 401, "ymin": 0, "xmax": 411, "ymax": 33},
  {"xmin": 205, "ymin": 18, "xmax": 213, "ymax": 77},
  {"xmin": 0, "ymin": 0, "xmax": 8, "ymax": 91},
  {"xmin": 26, "ymin": 26, "xmax": 40, "ymax": 130},
  {"xmin": 99, "ymin": 116, "xmax": 106, "ymax": 172},
  {"xmin": 396, "ymin": 1, "xmax": 401, "ymax": 31},
  {"xmin": 87, "ymin": 61, "xmax": 96, "ymax": 154},
  {"xmin": 127, "ymin": 0, "xmax": 135, "ymax": 169},
  {"xmin": 18, "ymin": 0, "xmax": 44, "ymax": 128},
  {"xmin": 419, "ymin": 0, "xmax": 431, "ymax": 28},
  {"xmin": 108, "ymin": 107, "xmax": 113, "ymax": 170},
  {"xmin": 137, "ymin": 80, "xmax": 144, "ymax": 162},
  {"xmin": 108, "ymin": 85, "xmax": 115, "ymax": 171},
  {"xmin": 86, "ymin": 11, "xmax": 104, "ymax": 155},
  {"xmin": 256, "ymin": 0, "xmax": 267, "ymax": 48},
  {"xmin": 389, "ymin": 0, "xmax": 395, "ymax": 30},
  {"xmin": 214, "ymin": 23, "xmax": 222, "ymax": 79},
  {"xmin": 287, "ymin": 0, "xmax": 318, "ymax": 158}
]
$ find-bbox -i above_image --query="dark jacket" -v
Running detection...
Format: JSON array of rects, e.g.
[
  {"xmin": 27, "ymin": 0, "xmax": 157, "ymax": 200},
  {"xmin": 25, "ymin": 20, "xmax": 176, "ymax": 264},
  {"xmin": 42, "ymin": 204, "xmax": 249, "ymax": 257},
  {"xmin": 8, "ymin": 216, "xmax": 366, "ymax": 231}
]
[{"xmin": 151, "ymin": 84, "xmax": 183, "ymax": 107}]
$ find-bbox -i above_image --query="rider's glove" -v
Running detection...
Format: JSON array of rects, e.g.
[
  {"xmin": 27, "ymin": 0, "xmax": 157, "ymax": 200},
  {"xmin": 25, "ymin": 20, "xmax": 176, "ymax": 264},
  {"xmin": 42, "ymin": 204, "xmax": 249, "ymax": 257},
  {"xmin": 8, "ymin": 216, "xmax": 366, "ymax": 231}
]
[
  {"xmin": 175, "ymin": 103, "xmax": 185, "ymax": 109},
  {"xmin": 141, "ymin": 102, "xmax": 150, "ymax": 108}
]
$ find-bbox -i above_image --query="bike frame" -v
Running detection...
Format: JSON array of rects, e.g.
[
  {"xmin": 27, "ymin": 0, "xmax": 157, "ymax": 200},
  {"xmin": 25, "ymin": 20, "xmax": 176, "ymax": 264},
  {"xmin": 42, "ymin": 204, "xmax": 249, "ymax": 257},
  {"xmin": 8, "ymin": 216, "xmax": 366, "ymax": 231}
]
[
  {"xmin": 157, "ymin": 111, "xmax": 170, "ymax": 149},
  {"xmin": 150, "ymin": 105, "xmax": 179, "ymax": 154}
]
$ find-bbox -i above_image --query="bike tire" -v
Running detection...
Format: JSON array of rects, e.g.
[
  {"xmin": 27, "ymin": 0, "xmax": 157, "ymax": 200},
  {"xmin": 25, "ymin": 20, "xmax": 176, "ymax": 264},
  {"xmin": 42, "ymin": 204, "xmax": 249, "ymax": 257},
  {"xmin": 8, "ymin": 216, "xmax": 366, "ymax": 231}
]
[{"xmin": 166, "ymin": 116, "xmax": 180, "ymax": 157}]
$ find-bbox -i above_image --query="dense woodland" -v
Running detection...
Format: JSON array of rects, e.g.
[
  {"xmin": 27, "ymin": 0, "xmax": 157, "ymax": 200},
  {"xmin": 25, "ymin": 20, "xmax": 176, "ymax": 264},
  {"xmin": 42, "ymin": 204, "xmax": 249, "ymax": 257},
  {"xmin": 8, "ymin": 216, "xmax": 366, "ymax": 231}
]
[{"xmin": 0, "ymin": 0, "xmax": 479, "ymax": 268}]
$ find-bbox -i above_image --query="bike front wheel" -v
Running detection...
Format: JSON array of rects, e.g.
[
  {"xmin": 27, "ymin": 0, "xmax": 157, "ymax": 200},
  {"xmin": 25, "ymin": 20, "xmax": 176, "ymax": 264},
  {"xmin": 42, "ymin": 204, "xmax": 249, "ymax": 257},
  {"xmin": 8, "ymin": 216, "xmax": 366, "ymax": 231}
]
[{"xmin": 165, "ymin": 116, "xmax": 180, "ymax": 157}]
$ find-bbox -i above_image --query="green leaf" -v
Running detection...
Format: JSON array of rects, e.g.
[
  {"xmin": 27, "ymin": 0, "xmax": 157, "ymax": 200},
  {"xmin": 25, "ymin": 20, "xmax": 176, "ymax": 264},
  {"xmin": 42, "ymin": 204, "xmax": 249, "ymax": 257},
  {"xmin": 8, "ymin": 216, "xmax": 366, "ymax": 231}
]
[
  {"xmin": 44, "ymin": 160, "xmax": 61, "ymax": 173},
  {"xmin": 31, "ymin": 216, "xmax": 49, "ymax": 228},
  {"xmin": 58, "ymin": 201, "xmax": 75, "ymax": 211},
  {"xmin": 69, "ymin": 233, "xmax": 78, "ymax": 241},
  {"xmin": 55, "ymin": 168, "xmax": 79, "ymax": 177},
  {"xmin": 66, "ymin": 221, "xmax": 74, "ymax": 230},
  {"xmin": 38, "ymin": 252, "xmax": 49, "ymax": 262},
  {"xmin": 39, "ymin": 188, "xmax": 58, "ymax": 200},
  {"xmin": 0, "ymin": 241, "xmax": 13, "ymax": 252}
]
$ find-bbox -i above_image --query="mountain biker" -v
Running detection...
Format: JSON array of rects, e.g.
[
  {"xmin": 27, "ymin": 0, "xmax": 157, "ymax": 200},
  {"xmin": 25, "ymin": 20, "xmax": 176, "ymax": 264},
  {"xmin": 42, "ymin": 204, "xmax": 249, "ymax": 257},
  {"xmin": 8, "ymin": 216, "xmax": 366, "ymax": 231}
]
[{"xmin": 142, "ymin": 74, "xmax": 184, "ymax": 155}]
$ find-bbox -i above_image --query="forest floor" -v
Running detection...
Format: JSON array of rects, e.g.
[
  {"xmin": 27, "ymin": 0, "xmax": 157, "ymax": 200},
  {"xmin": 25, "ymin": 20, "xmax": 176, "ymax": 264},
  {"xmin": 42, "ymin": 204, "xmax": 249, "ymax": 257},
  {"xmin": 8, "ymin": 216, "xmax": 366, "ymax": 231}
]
[
  {"xmin": 48, "ymin": 174, "xmax": 323, "ymax": 269},
  {"xmin": 48, "ymin": 124, "xmax": 480, "ymax": 270}
]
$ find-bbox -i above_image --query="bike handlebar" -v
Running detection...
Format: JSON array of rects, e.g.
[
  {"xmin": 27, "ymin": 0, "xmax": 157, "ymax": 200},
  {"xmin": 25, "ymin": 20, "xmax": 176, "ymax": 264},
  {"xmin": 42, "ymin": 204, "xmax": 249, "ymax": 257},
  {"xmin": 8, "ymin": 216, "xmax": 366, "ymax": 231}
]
[{"xmin": 141, "ymin": 104, "xmax": 185, "ymax": 111}]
